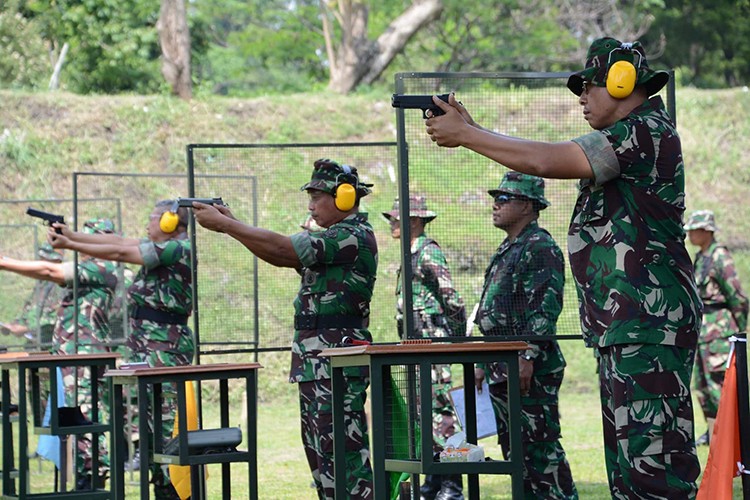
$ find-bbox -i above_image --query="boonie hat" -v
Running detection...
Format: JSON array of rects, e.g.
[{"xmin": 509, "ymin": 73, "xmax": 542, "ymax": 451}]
[
  {"xmin": 489, "ymin": 172, "xmax": 550, "ymax": 209},
  {"xmin": 382, "ymin": 195, "xmax": 437, "ymax": 223},
  {"xmin": 37, "ymin": 242, "xmax": 63, "ymax": 262},
  {"xmin": 300, "ymin": 158, "xmax": 373, "ymax": 198},
  {"xmin": 684, "ymin": 210, "xmax": 718, "ymax": 232},
  {"xmin": 567, "ymin": 37, "xmax": 669, "ymax": 97},
  {"xmin": 82, "ymin": 218, "xmax": 115, "ymax": 235}
]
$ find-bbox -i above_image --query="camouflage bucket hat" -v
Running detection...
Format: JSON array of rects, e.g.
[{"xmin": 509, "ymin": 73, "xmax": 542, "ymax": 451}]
[
  {"xmin": 488, "ymin": 172, "xmax": 550, "ymax": 209},
  {"xmin": 300, "ymin": 158, "xmax": 373, "ymax": 198},
  {"xmin": 82, "ymin": 218, "xmax": 115, "ymax": 235},
  {"xmin": 684, "ymin": 210, "xmax": 718, "ymax": 232},
  {"xmin": 382, "ymin": 195, "xmax": 437, "ymax": 222},
  {"xmin": 567, "ymin": 37, "xmax": 669, "ymax": 97},
  {"xmin": 37, "ymin": 242, "xmax": 63, "ymax": 262}
]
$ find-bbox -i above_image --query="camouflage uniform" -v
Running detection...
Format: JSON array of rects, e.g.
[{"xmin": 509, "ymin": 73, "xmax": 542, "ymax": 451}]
[
  {"xmin": 477, "ymin": 174, "xmax": 577, "ymax": 500},
  {"xmin": 14, "ymin": 244, "xmax": 65, "ymax": 348},
  {"xmin": 290, "ymin": 159, "xmax": 376, "ymax": 500},
  {"xmin": 126, "ymin": 231, "xmax": 194, "ymax": 497},
  {"xmin": 685, "ymin": 211, "xmax": 748, "ymax": 420},
  {"xmin": 55, "ymin": 219, "xmax": 119, "ymax": 481},
  {"xmin": 567, "ymin": 38, "xmax": 702, "ymax": 498}
]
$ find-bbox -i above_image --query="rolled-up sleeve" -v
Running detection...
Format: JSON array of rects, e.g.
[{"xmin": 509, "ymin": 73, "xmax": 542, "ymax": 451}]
[
  {"xmin": 572, "ymin": 131, "xmax": 620, "ymax": 185},
  {"xmin": 139, "ymin": 239, "xmax": 160, "ymax": 270},
  {"xmin": 290, "ymin": 231, "xmax": 315, "ymax": 267},
  {"xmin": 61, "ymin": 262, "xmax": 76, "ymax": 286}
]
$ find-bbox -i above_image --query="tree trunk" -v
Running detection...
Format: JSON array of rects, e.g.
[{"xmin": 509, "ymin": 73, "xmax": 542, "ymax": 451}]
[
  {"xmin": 157, "ymin": 0, "xmax": 192, "ymax": 100},
  {"xmin": 326, "ymin": 0, "xmax": 444, "ymax": 94}
]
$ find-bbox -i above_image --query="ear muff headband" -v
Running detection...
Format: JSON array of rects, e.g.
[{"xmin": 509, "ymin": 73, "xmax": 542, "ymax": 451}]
[
  {"xmin": 159, "ymin": 201, "xmax": 180, "ymax": 233},
  {"xmin": 334, "ymin": 165, "xmax": 358, "ymax": 211},
  {"xmin": 605, "ymin": 43, "xmax": 642, "ymax": 99}
]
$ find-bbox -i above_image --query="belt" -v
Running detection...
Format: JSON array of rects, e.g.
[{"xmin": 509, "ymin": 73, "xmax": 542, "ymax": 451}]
[
  {"xmin": 131, "ymin": 305, "xmax": 189, "ymax": 325},
  {"xmin": 703, "ymin": 303, "xmax": 728, "ymax": 313},
  {"xmin": 294, "ymin": 315, "xmax": 365, "ymax": 330}
]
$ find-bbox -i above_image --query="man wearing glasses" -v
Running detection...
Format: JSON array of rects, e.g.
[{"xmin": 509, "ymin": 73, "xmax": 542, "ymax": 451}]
[{"xmin": 474, "ymin": 172, "xmax": 577, "ymax": 499}]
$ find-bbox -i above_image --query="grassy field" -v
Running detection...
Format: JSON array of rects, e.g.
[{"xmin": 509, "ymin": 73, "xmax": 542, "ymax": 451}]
[{"xmin": 1, "ymin": 86, "xmax": 749, "ymax": 497}]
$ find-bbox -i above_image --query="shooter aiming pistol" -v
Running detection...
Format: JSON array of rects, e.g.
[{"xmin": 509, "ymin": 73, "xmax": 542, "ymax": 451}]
[
  {"xmin": 177, "ymin": 197, "xmax": 225, "ymax": 208},
  {"xmin": 26, "ymin": 207, "xmax": 65, "ymax": 234},
  {"xmin": 391, "ymin": 93, "xmax": 450, "ymax": 119}
]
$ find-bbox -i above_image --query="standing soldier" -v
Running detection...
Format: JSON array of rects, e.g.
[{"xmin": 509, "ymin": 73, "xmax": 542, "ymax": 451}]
[
  {"xmin": 0, "ymin": 243, "xmax": 66, "ymax": 348},
  {"xmin": 1, "ymin": 218, "xmax": 119, "ymax": 490},
  {"xmin": 193, "ymin": 159, "xmax": 376, "ymax": 499},
  {"xmin": 474, "ymin": 173, "xmax": 577, "ymax": 499},
  {"xmin": 50, "ymin": 204, "xmax": 193, "ymax": 500},
  {"xmin": 382, "ymin": 195, "xmax": 466, "ymax": 500},
  {"xmin": 685, "ymin": 210, "xmax": 749, "ymax": 445}
]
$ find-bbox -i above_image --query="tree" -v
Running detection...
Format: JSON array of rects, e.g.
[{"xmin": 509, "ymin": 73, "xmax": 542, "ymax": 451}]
[
  {"xmin": 319, "ymin": 0, "xmax": 444, "ymax": 93},
  {"xmin": 157, "ymin": 0, "xmax": 192, "ymax": 99}
]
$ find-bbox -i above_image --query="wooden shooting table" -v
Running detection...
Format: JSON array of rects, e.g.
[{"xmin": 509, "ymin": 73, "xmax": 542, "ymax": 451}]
[
  {"xmin": 323, "ymin": 341, "xmax": 528, "ymax": 500},
  {"xmin": 104, "ymin": 362, "xmax": 262, "ymax": 500},
  {"xmin": 0, "ymin": 351, "xmax": 120, "ymax": 499}
]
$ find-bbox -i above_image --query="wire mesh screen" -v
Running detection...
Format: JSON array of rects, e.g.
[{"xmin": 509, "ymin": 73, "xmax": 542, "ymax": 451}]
[
  {"xmin": 72, "ymin": 172, "xmax": 259, "ymax": 356},
  {"xmin": 187, "ymin": 143, "xmax": 398, "ymax": 352},
  {"xmin": 385, "ymin": 364, "xmax": 423, "ymax": 461},
  {"xmin": 0, "ymin": 199, "xmax": 123, "ymax": 351},
  {"xmin": 394, "ymin": 72, "xmax": 617, "ymax": 340}
]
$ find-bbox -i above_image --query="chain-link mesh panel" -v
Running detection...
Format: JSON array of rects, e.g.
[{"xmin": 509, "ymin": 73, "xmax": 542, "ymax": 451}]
[
  {"xmin": 394, "ymin": 72, "xmax": 613, "ymax": 340},
  {"xmin": 188, "ymin": 143, "xmax": 398, "ymax": 353},
  {"xmin": 385, "ymin": 364, "xmax": 422, "ymax": 461},
  {"xmin": 0, "ymin": 199, "xmax": 123, "ymax": 351}
]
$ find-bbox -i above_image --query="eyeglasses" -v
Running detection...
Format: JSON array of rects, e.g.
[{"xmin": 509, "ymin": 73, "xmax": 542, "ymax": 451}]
[{"xmin": 493, "ymin": 194, "xmax": 528, "ymax": 205}]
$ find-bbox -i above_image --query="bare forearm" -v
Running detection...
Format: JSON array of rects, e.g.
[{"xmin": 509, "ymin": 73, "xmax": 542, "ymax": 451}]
[
  {"xmin": 221, "ymin": 219, "xmax": 300, "ymax": 268},
  {"xmin": 459, "ymin": 126, "xmax": 593, "ymax": 179},
  {"xmin": 0, "ymin": 258, "xmax": 65, "ymax": 284},
  {"xmin": 69, "ymin": 232, "xmax": 140, "ymax": 246},
  {"xmin": 65, "ymin": 241, "xmax": 143, "ymax": 265}
]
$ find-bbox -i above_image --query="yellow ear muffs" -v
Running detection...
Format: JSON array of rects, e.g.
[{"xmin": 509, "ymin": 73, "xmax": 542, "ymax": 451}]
[
  {"xmin": 334, "ymin": 183, "xmax": 356, "ymax": 211},
  {"xmin": 606, "ymin": 59, "xmax": 637, "ymax": 99},
  {"xmin": 159, "ymin": 201, "xmax": 180, "ymax": 233}
]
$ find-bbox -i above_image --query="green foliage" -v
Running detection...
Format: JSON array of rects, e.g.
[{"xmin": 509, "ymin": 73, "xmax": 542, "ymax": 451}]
[{"xmin": 0, "ymin": 8, "xmax": 48, "ymax": 88}]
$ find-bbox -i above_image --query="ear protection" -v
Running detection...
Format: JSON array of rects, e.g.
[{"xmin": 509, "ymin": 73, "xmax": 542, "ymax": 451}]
[
  {"xmin": 605, "ymin": 43, "xmax": 642, "ymax": 99},
  {"xmin": 159, "ymin": 200, "xmax": 180, "ymax": 233},
  {"xmin": 334, "ymin": 165, "xmax": 358, "ymax": 212}
]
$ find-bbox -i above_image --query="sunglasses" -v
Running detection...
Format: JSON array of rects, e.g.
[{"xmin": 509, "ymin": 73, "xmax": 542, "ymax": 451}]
[{"xmin": 493, "ymin": 194, "xmax": 528, "ymax": 205}]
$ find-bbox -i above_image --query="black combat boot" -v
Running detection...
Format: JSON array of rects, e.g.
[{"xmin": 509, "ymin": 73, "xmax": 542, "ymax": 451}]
[
  {"xmin": 434, "ymin": 475, "xmax": 463, "ymax": 500},
  {"xmin": 420, "ymin": 474, "xmax": 442, "ymax": 500}
]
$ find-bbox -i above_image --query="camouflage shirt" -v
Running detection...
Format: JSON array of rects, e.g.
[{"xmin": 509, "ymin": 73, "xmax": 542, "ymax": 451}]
[
  {"xmin": 694, "ymin": 241, "xmax": 748, "ymax": 341},
  {"xmin": 569, "ymin": 96, "xmax": 702, "ymax": 349},
  {"xmin": 54, "ymin": 257, "xmax": 118, "ymax": 351},
  {"xmin": 476, "ymin": 220, "xmax": 566, "ymax": 381},
  {"xmin": 288, "ymin": 212, "xmax": 378, "ymax": 382},
  {"xmin": 127, "ymin": 237, "xmax": 193, "ymax": 345},
  {"xmin": 396, "ymin": 234, "xmax": 466, "ymax": 338}
]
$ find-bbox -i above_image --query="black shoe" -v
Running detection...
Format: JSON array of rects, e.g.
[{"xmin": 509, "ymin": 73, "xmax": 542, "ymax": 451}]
[
  {"xmin": 420, "ymin": 474, "xmax": 442, "ymax": 500},
  {"xmin": 434, "ymin": 475, "xmax": 463, "ymax": 500},
  {"xmin": 75, "ymin": 475, "xmax": 92, "ymax": 491},
  {"xmin": 58, "ymin": 406, "xmax": 92, "ymax": 426},
  {"xmin": 696, "ymin": 431, "xmax": 710, "ymax": 446}
]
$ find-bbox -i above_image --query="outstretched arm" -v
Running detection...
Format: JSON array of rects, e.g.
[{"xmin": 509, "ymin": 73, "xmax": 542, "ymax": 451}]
[
  {"xmin": 51, "ymin": 222, "xmax": 141, "ymax": 246},
  {"xmin": 0, "ymin": 256, "xmax": 65, "ymax": 284},
  {"xmin": 425, "ymin": 94, "xmax": 594, "ymax": 180},
  {"xmin": 48, "ymin": 229, "xmax": 144, "ymax": 265},
  {"xmin": 192, "ymin": 202, "xmax": 300, "ymax": 268}
]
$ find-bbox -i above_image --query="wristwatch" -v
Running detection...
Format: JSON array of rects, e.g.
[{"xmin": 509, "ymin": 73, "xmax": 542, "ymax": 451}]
[{"xmin": 519, "ymin": 353, "xmax": 533, "ymax": 361}]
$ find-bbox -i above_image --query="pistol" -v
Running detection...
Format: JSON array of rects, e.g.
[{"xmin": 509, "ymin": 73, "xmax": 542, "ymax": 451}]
[
  {"xmin": 391, "ymin": 93, "xmax": 450, "ymax": 119},
  {"xmin": 26, "ymin": 207, "xmax": 65, "ymax": 234},
  {"xmin": 177, "ymin": 197, "xmax": 224, "ymax": 208}
]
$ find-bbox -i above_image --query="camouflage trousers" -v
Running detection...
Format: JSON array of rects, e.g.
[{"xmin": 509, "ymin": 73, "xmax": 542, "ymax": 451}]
[
  {"xmin": 598, "ymin": 344, "xmax": 700, "ymax": 499},
  {"xmin": 126, "ymin": 329, "xmax": 194, "ymax": 497},
  {"xmin": 488, "ymin": 377, "xmax": 577, "ymax": 500},
  {"xmin": 58, "ymin": 339, "xmax": 111, "ymax": 478},
  {"xmin": 429, "ymin": 363, "xmax": 458, "ymax": 450},
  {"xmin": 298, "ymin": 377, "xmax": 373, "ymax": 500},
  {"xmin": 693, "ymin": 338, "xmax": 731, "ymax": 419}
]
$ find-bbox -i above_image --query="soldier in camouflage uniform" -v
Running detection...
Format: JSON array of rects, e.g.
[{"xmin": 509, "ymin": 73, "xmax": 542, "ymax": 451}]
[
  {"xmin": 475, "ymin": 173, "xmax": 577, "ymax": 499},
  {"xmin": 50, "ymin": 205, "xmax": 193, "ymax": 499},
  {"xmin": 426, "ymin": 37, "xmax": 702, "ymax": 499},
  {"xmin": 0, "ymin": 243, "xmax": 65, "ymax": 347},
  {"xmin": 382, "ymin": 195, "xmax": 467, "ymax": 500},
  {"xmin": 685, "ymin": 210, "xmax": 748, "ymax": 445},
  {"xmin": 194, "ymin": 158, "xmax": 376, "ymax": 499},
  {"xmin": 4, "ymin": 219, "xmax": 119, "ymax": 489}
]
